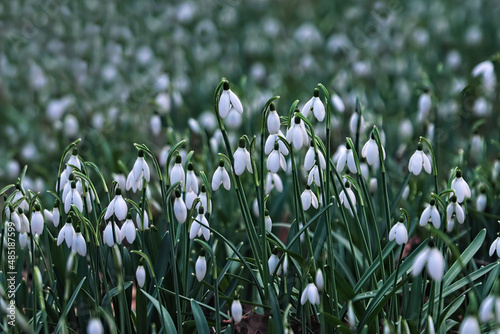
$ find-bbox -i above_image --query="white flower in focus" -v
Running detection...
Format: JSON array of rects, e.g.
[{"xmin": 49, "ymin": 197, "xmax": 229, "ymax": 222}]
[
  {"xmin": 426, "ymin": 316, "xmax": 435, "ymax": 334},
  {"xmin": 267, "ymin": 103, "xmax": 280, "ymax": 134},
  {"xmin": 71, "ymin": 232, "xmax": 87, "ymax": 257},
  {"xmin": 301, "ymin": 88, "xmax": 325, "ymax": 122},
  {"xmin": 185, "ymin": 190, "xmax": 197, "ymax": 210},
  {"xmin": 265, "ymin": 172, "xmax": 283, "ymax": 194},
  {"xmin": 136, "ymin": 265, "xmax": 146, "ymax": 288},
  {"xmin": 231, "ymin": 299, "xmax": 243, "ymax": 324},
  {"xmin": 489, "ymin": 235, "xmax": 500, "ymax": 258},
  {"xmin": 136, "ymin": 210, "xmax": 149, "ymax": 231},
  {"xmin": 233, "ymin": 139, "xmax": 253, "ymax": 176},
  {"xmin": 419, "ymin": 200, "xmax": 441, "ymax": 229},
  {"xmin": 389, "ymin": 220, "xmax": 408, "ymax": 245},
  {"xmin": 173, "ymin": 190, "xmax": 187, "ymax": 223},
  {"xmin": 339, "ymin": 183, "xmax": 356, "ymax": 214},
  {"xmin": 307, "ymin": 165, "xmax": 321, "ymax": 187},
  {"xmin": 412, "ymin": 246, "xmax": 445, "ymax": 282},
  {"xmin": 103, "ymin": 222, "xmax": 122, "ymax": 247},
  {"xmin": 121, "ymin": 215, "xmax": 136, "ymax": 243},
  {"xmin": 30, "ymin": 205, "xmax": 44, "ymax": 236},
  {"xmin": 336, "ymin": 142, "xmax": 357, "ymax": 174},
  {"xmin": 104, "ymin": 188, "xmax": 128, "ymax": 221},
  {"xmin": 170, "ymin": 155, "xmax": 185, "ymax": 187},
  {"xmin": 304, "ymin": 144, "xmax": 326, "ymax": 171},
  {"xmin": 196, "ymin": 186, "xmax": 212, "ymax": 214},
  {"xmin": 218, "ymin": 82, "xmax": 243, "ymax": 119},
  {"xmin": 87, "ymin": 318, "xmax": 104, "ymax": 334},
  {"xmin": 417, "ymin": 90, "xmax": 432, "ymax": 123},
  {"xmin": 19, "ymin": 209, "xmax": 30, "ymax": 234},
  {"xmin": 446, "ymin": 196, "xmax": 465, "ymax": 232},
  {"xmin": 19, "ymin": 232, "xmax": 28, "ymax": 249},
  {"xmin": 362, "ymin": 134, "xmax": 385, "ymax": 166},
  {"xmin": 267, "ymin": 142, "xmax": 287, "ymax": 173},
  {"xmin": 126, "ymin": 150, "xmax": 151, "ymax": 192},
  {"xmin": 9, "ymin": 208, "xmax": 21, "ymax": 232},
  {"xmin": 264, "ymin": 211, "xmax": 272, "ymax": 232},
  {"xmin": 265, "ymin": 131, "xmax": 289, "ymax": 156},
  {"xmin": 64, "ymin": 182, "xmax": 83, "ymax": 213},
  {"xmin": 300, "ymin": 283, "xmax": 320, "ymax": 305},
  {"xmin": 195, "ymin": 253, "xmax": 207, "ymax": 282},
  {"xmin": 301, "ymin": 186, "xmax": 319, "ymax": 210},
  {"xmin": 212, "ymin": 160, "xmax": 231, "ymax": 191},
  {"xmin": 57, "ymin": 221, "xmax": 75, "ymax": 247},
  {"xmin": 190, "ymin": 206, "xmax": 210, "ymax": 241},
  {"xmin": 408, "ymin": 143, "xmax": 432, "ymax": 175},
  {"xmin": 185, "ymin": 163, "xmax": 199, "ymax": 193},
  {"xmin": 458, "ymin": 316, "xmax": 480, "ymax": 334},
  {"xmin": 286, "ymin": 114, "xmax": 310, "ymax": 150},
  {"xmin": 65, "ymin": 148, "xmax": 82, "ymax": 176},
  {"xmin": 450, "ymin": 170, "xmax": 471, "ymax": 203}
]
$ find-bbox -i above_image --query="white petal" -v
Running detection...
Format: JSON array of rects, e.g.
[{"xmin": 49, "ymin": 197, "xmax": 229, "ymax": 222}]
[
  {"xmin": 419, "ymin": 206, "xmax": 432, "ymax": 226},
  {"xmin": 57, "ymin": 226, "xmax": 66, "ymax": 246},
  {"xmin": 311, "ymin": 192, "xmax": 319, "ymax": 209},
  {"xmin": 431, "ymin": 207, "xmax": 441, "ymax": 229},
  {"xmin": 396, "ymin": 224, "xmax": 408, "ymax": 244},
  {"xmin": 301, "ymin": 190, "xmax": 311, "ymax": 210},
  {"xmin": 313, "ymin": 99, "xmax": 325, "ymax": 122},
  {"xmin": 347, "ymin": 150, "xmax": 357, "ymax": 174},
  {"xmin": 304, "ymin": 147, "xmax": 315, "ymax": 171},
  {"xmin": 143, "ymin": 161, "xmax": 150, "ymax": 182},
  {"xmin": 479, "ymin": 296, "xmax": 494, "ymax": 323},
  {"xmin": 267, "ymin": 151, "xmax": 280, "ymax": 173},
  {"xmin": 231, "ymin": 300, "xmax": 243, "ymax": 323},
  {"xmin": 455, "ymin": 205, "xmax": 465, "ymax": 224},
  {"xmin": 307, "ymin": 283, "xmax": 320, "ymax": 305},
  {"xmin": 422, "ymin": 154, "xmax": 432, "ymax": 174},
  {"xmin": 427, "ymin": 248, "xmax": 444, "ymax": 281},
  {"xmin": 300, "ymin": 286, "xmax": 309, "ymax": 305},
  {"xmin": 412, "ymin": 248, "xmax": 430, "ymax": 277},
  {"xmin": 229, "ymin": 90, "xmax": 243, "ymax": 114},
  {"xmin": 189, "ymin": 221, "xmax": 200, "ymax": 239},
  {"xmin": 218, "ymin": 91, "xmax": 230, "ymax": 118},
  {"xmin": 265, "ymin": 135, "xmax": 276, "ymax": 155},
  {"xmin": 292, "ymin": 127, "xmax": 303, "ymax": 150},
  {"xmin": 446, "ymin": 203, "xmax": 455, "ymax": 222},
  {"xmin": 267, "ymin": 111, "xmax": 280, "ymax": 134},
  {"xmin": 185, "ymin": 191, "xmax": 197, "ymax": 209},
  {"xmin": 279, "ymin": 153, "xmax": 287, "ymax": 172},
  {"xmin": 195, "ymin": 256, "xmax": 207, "ymax": 282},
  {"xmin": 272, "ymin": 173, "xmax": 283, "ymax": 192},
  {"xmin": 233, "ymin": 149, "xmax": 246, "ymax": 176},
  {"xmin": 174, "ymin": 198, "xmax": 187, "ymax": 223},
  {"xmin": 301, "ymin": 98, "xmax": 313, "ymax": 116},
  {"xmin": 222, "ymin": 170, "xmax": 231, "ymax": 190},
  {"xmin": 114, "ymin": 196, "xmax": 128, "ymax": 221},
  {"xmin": 212, "ymin": 169, "xmax": 222, "ymax": 191},
  {"xmin": 459, "ymin": 316, "xmax": 480, "ymax": 334},
  {"xmin": 122, "ymin": 220, "xmax": 136, "ymax": 243},
  {"xmin": 132, "ymin": 158, "xmax": 144, "ymax": 181},
  {"xmin": 409, "ymin": 152, "xmax": 423, "ymax": 175},
  {"xmin": 136, "ymin": 265, "xmax": 146, "ymax": 288}
]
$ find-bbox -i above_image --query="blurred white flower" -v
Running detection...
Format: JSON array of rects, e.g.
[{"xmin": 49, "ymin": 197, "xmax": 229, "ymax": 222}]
[
  {"xmin": 479, "ymin": 295, "xmax": 500, "ymax": 323},
  {"xmin": 63, "ymin": 114, "xmax": 79, "ymax": 138},
  {"xmin": 300, "ymin": 283, "xmax": 320, "ymax": 305},
  {"xmin": 87, "ymin": 318, "xmax": 104, "ymax": 334},
  {"xmin": 458, "ymin": 316, "xmax": 480, "ymax": 334},
  {"xmin": 231, "ymin": 299, "xmax": 243, "ymax": 323},
  {"xmin": 331, "ymin": 93, "xmax": 345, "ymax": 113},
  {"xmin": 150, "ymin": 112, "xmax": 162, "ymax": 136},
  {"xmin": 412, "ymin": 246, "xmax": 445, "ymax": 282},
  {"xmin": 265, "ymin": 172, "xmax": 283, "ymax": 194},
  {"xmin": 489, "ymin": 235, "xmax": 500, "ymax": 258},
  {"xmin": 476, "ymin": 188, "xmax": 487, "ymax": 212},
  {"xmin": 417, "ymin": 91, "xmax": 432, "ymax": 123},
  {"xmin": 349, "ymin": 112, "xmax": 364, "ymax": 138},
  {"xmin": 315, "ymin": 269, "xmax": 324, "ymax": 292}
]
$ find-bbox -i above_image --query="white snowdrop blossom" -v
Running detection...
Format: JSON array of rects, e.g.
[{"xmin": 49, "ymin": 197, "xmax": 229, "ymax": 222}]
[
  {"xmin": 126, "ymin": 150, "xmax": 151, "ymax": 192},
  {"xmin": 408, "ymin": 143, "xmax": 432, "ymax": 175},
  {"xmin": 9, "ymin": 208, "xmax": 21, "ymax": 232},
  {"xmin": 476, "ymin": 189, "xmax": 487, "ymax": 212},
  {"xmin": 170, "ymin": 155, "xmax": 185, "ymax": 187},
  {"xmin": 446, "ymin": 196, "xmax": 465, "ymax": 232},
  {"xmin": 304, "ymin": 144, "xmax": 326, "ymax": 171},
  {"xmin": 87, "ymin": 318, "xmax": 104, "ymax": 334},
  {"xmin": 218, "ymin": 82, "xmax": 243, "ymax": 119},
  {"xmin": 301, "ymin": 88, "xmax": 325, "ymax": 122},
  {"xmin": 195, "ymin": 254, "xmax": 207, "ymax": 282},
  {"xmin": 417, "ymin": 90, "xmax": 432, "ymax": 123},
  {"xmin": 472, "ymin": 60, "xmax": 496, "ymax": 93},
  {"xmin": 104, "ymin": 188, "xmax": 128, "ymax": 221},
  {"xmin": 150, "ymin": 112, "xmax": 162, "ymax": 136},
  {"xmin": 185, "ymin": 190, "xmax": 197, "ymax": 210},
  {"xmin": 362, "ymin": 134, "xmax": 385, "ymax": 166},
  {"xmin": 450, "ymin": 170, "xmax": 471, "ymax": 203},
  {"xmin": 136, "ymin": 265, "xmax": 146, "ymax": 288},
  {"xmin": 389, "ymin": 220, "xmax": 408, "ymax": 245},
  {"xmin": 71, "ymin": 232, "xmax": 87, "ymax": 257},
  {"xmin": 265, "ymin": 131, "xmax": 289, "ymax": 155},
  {"xmin": 19, "ymin": 232, "xmax": 28, "ymax": 249},
  {"xmin": 419, "ymin": 200, "xmax": 441, "ymax": 229},
  {"xmin": 349, "ymin": 112, "xmax": 364, "ymax": 138},
  {"xmin": 185, "ymin": 163, "xmax": 199, "ymax": 193},
  {"xmin": 301, "ymin": 186, "xmax": 319, "ymax": 210},
  {"xmin": 264, "ymin": 211, "xmax": 272, "ymax": 232},
  {"xmin": 331, "ymin": 93, "xmax": 345, "ymax": 113},
  {"xmin": 265, "ymin": 172, "xmax": 283, "ymax": 194},
  {"xmin": 307, "ymin": 165, "xmax": 321, "ymax": 187},
  {"xmin": 121, "ymin": 215, "xmax": 136, "ymax": 243},
  {"xmin": 64, "ymin": 181, "xmax": 83, "ymax": 213},
  {"xmin": 65, "ymin": 148, "xmax": 82, "ymax": 176},
  {"xmin": 336, "ymin": 142, "xmax": 357, "ymax": 174},
  {"xmin": 30, "ymin": 205, "xmax": 44, "ymax": 236},
  {"xmin": 173, "ymin": 190, "xmax": 187, "ymax": 223},
  {"xmin": 196, "ymin": 186, "xmax": 212, "ymax": 214},
  {"xmin": 19, "ymin": 209, "xmax": 30, "ymax": 234},
  {"xmin": 103, "ymin": 222, "xmax": 122, "ymax": 247},
  {"xmin": 339, "ymin": 183, "xmax": 356, "ymax": 214},
  {"xmin": 412, "ymin": 246, "xmax": 445, "ymax": 282},
  {"xmin": 315, "ymin": 269, "xmax": 324, "ymax": 292},
  {"xmin": 268, "ymin": 252, "xmax": 279, "ymax": 275},
  {"xmin": 231, "ymin": 299, "xmax": 243, "ymax": 324},
  {"xmin": 233, "ymin": 139, "xmax": 253, "ymax": 176},
  {"xmin": 489, "ymin": 235, "xmax": 500, "ymax": 258},
  {"xmin": 57, "ymin": 221, "xmax": 76, "ymax": 247},
  {"xmin": 300, "ymin": 283, "xmax": 320, "ymax": 305},
  {"xmin": 479, "ymin": 295, "xmax": 500, "ymax": 323},
  {"xmin": 136, "ymin": 210, "xmax": 149, "ymax": 230},
  {"xmin": 190, "ymin": 207, "xmax": 210, "ymax": 241},
  {"xmin": 458, "ymin": 316, "xmax": 480, "ymax": 334},
  {"xmin": 267, "ymin": 142, "xmax": 287, "ymax": 173},
  {"xmin": 212, "ymin": 160, "xmax": 231, "ymax": 191},
  {"xmin": 267, "ymin": 102, "xmax": 280, "ymax": 134},
  {"xmin": 286, "ymin": 114, "xmax": 310, "ymax": 150}
]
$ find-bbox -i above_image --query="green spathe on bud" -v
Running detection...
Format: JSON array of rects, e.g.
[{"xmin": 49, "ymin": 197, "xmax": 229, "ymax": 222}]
[{"xmin": 136, "ymin": 264, "xmax": 146, "ymax": 288}]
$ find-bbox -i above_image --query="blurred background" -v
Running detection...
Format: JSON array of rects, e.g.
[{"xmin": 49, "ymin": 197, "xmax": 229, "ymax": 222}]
[{"xmin": 1, "ymin": 0, "xmax": 499, "ymax": 197}]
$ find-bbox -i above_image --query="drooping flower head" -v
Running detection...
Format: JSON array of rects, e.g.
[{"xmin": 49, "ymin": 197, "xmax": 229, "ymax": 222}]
[
  {"xmin": 233, "ymin": 138, "xmax": 253, "ymax": 176},
  {"xmin": 336, "ymin": 141, "xmax": 357, "ymax": 174},
  {"xmin": 301, "ymin": 88, "xmax": 325, "ymax": 122},
  {"xmin": 412, "ymin": 245, "xmax": 445, "ymax": 282},
  {"xmin": 267, "ymin": 102, "xmax": 280, "ymax": 134},
  {"xmin": 389, "ymin": 217, "xmax": 409, "ymax": 245},
  {"xmin": 408, "ymin": 142, "xmax": 432, "ymax": 175},
  {"xmin": 419, "ymin": 199, "xmax": 441, "ymax": 229},
  {"xmin": 195, "ymin": 249, "xmax": 207, "ymax": 282},
  {"xmin": 362, "ymin": 132, "xmax": 385, "ymax": 166},
  {"xmin": 212, "ymin": 160, "xmax": 231, "ymax": 191},
  {"xmin": 286, "ymin": 113, "xmax": 310, "ymax": 150},
  {"xmin": 450, "ymin": 169, "xmax": 471, "ymax": 203},
  {"xmin": 126, "ymin": 150, "xmax": 150, "ymax": 193},
  {"xmin": 218, "ymin": 82, "xmax": 243, "ymax": 119},
  {"xmin": 170, "ymin": 155, "xmax": 185, "ymax": 188}
]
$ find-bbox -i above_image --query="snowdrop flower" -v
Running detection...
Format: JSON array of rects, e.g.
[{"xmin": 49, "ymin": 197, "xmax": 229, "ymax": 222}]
[
  {"xmin": 389, "ymin": 218, "xmax": 408, "ymax": 245},
  {"xmin": 72, "ymin": 231, "xmax": 87, "ymax": 257},
  {"xmin": 426, "ymin": 316, "xmax": 435, "ymax": 334},
  {"xmin": 315, "ymin": 269, "xmax": 324, "ymax": 292},
  {"xmin": 472, "ymin": 60, "xmax": 496, "ymax": 94},
  {"xmin": 267, "ymin": 102, "xmax": 280, "ymax": 134},
  {"xmin": 446, "ymin": 196, "xmax": 465, "ymax": 232},
  {"xmin": 412, "ymin": 246, "xmax": 445, "ymax": 282},
  {"xmin": 304, "ymin": 143, "xmax": 326, "ymax": 171},
  {"xmin": 265, "ymin": 131, "xmax": 289, "ymax": 156},
  {"xmin": 493, "ymin": 158, "xmax": 500, "ymax": 180},
  {"xmin": 173, "ymin": 190, "xmax": 187, "ymax": 223},
  {"xmin": 136, "ymin": 209, "xmax": 149, "ymax": 231},
  {"xmin": 233, "ymin": 139, "xmax": 253, "ymax": 176},
  {"xmin": 9, "ymin": 207, "xmax": 21, "ymax": 232},
  {"xmin": 301, "ymin": 88, "xmax": 325, "ymax": 122},
  {"xmin": 30, "ymin": 205, "xmax": 44, "ymax": 236},
  {"xmin": 150, "ymin": 112, "xmax": 162, "ymax": 136},
  {"xmin": 87, "ymin": 318, "xmax": 104, "ymax": 334},
  {"xmin": 470, "ymin": 132, "xmax": 484, "ymax": 162},
  {"xmin": 458, "ymin": 316, "xmax": 480, "ymax": 334},
  {"xmin": 57, "ymin": 219, "xmax": 75, "ymax": 247},
  {"xmin": 479, "ymin": 295, "xmax": 500, "ymax": 323},
  {"xmin": 417, "ymin": 90, "xmax": 432, "ymax": 123},
  {"xmin": 301, "ymin": 185, "xmax": 319, "ymax": 210},
  {"xmin": 268, "ymin": 249, "xmax": 279, "ymax": 275},
  {"xmin": 231, "ymin": 299, "xmax": 243, "ymax": 323},
  {"xmin": 307, "ymin": 165, "xmax": 321, "ymax": 187},
  {"xmin": 264, "ymin": 210, "xmax": 272, "ymax": 232},
  {"xmin": 490, "ymin": 234, "xmax": 500, "ymax": 258},
  {"xmin": 331, "ymin": 93, "xmax": 345, "ymax": 113},
  {"xmin": 265, "ymin": 172, "xmax": 283, "ymax": 194},
  {"xmin": 64, "ymin": 181, "xmax": 83, "ymax": 213},
  {"xmin": 419, "ymin": 199, "xmax": 441, "ymax": 229},
  {"xmin": 18, "ymin": 209, "xmax": 30, "ymax": 234},
  {"xmin": 451, "ymin": 170, "xmax": 471, "ymax": 203},
  {"xmin": 336, "ymin": 141, "xmax": 357, "ymax": 174},
  {"xmin": 362, "ymin": 133, "xmax": 385, "ymax": 166},
  {"xmin": 43, "ymin": 208, "xmax": 53, "ymax": 225},
  {"xmin": 170, "ymin": 155, "xmax": 185, "ymax": 187},
  {"xmin": 408, "ymin": 143, "xmax": 432, "ymax": 175},
  {"xmin": 103, "ymin": 222, "xmax": 122, "ymax": 247},
  {"xmin": 212, "ymin": 160, "xmax": 231, "ymax": 191},
  {"xmin": 195, "ymin": 251, "xmax": 207, "ymax": 282},
  {"xmin": 369, "ymin": 178, "xmax": 377, "ymax": 194},
  {"xmin": 121, "ymin": 214, "xmax": 136, "ymax": 243},
  {"xmin": 185, "ymin": 190, "xmax": 197, "ymax": 210},
  {"xmin": 104, "ymin": 188, "xmax": 128, "ymax": 221},
  {"xmin": 65, "ymin": 148, "xmax": 82, "ymax": 176},
  {"xmin": 349, "ymin": 112, "xmax": 364, "ymax": 138},
  {"xmin": 126, "ymin": 150, "xmax": 150, "ymax": 192},
  {"xmin": 301, "ymin": 283, "xmax": 320, "ymax": 305},
  {"xmin": 476, "ymin": 187, "xmax": 487, "ymax": 212},
  {"xmin": 267, "ymin": 142, "xmax": 287, "ymax": 173},
  {"xmin": 286, "ymin": 114, "xmax": 310, "ymax": 150},
  {"xmin": 19, "ymin": 232, "xmax": 28, "ymax": 249},
  {"xmin": 12, "ymin": 184, "xmax": 29, "ymax": 212},
  {"xmin": 339, "ymin": 182, "xmax": 356, "ymax": 214},
  {"xmin": 196, "ymin": 185, "xmax": 212, "ymax": 214},
  {"xmin": 190, "ymin": 206, "xmax": 210, "ymax": 241},
  {"xmin": 185, "ymin": 163, "xmax": 199, "ymax": 193},
  {"xmin": 218, "ymin": 82, "xmax": 243, "ymax": 119},
  {"xmin": 136, "ymin": 265, "xmax": 146, "ymax": 288}
]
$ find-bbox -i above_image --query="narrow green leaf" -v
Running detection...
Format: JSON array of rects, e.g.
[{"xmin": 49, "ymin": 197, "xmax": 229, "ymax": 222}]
[
  {"xmin": 190, "ymin": 299, "xmax": 210, "ymax": 334},
  {"xmin": 54, "ymin": 277, "xmax": 86, "ymax": 334},
  {"xmin": 142, "ymin": 290, "xmax": 177, "ymax": 334}
]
